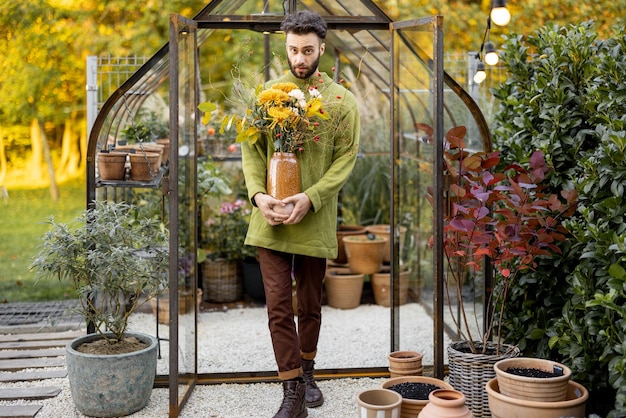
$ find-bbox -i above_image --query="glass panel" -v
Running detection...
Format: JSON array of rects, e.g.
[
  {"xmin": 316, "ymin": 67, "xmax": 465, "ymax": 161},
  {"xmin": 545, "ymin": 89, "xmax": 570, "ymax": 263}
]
[
  {"xmin": 391, "ymin": 17, "xmax": 445, "ymax": 372},
  {"xmin": 167, "ymin": 14, "xmax": 199, "ymax": 415}
]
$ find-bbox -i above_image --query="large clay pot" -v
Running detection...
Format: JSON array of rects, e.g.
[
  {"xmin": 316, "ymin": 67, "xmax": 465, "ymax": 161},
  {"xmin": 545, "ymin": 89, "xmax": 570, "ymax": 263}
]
[
  {"xmin": 494, "ymin": 357, "xmax": 571, "ymax": 402},
  {"xmin": 97, "ymin": 151, "xmax": 127, "ymax": 180},
  {"xmin": 382, "ymin": 375, "xmax": 454, "ymax": 418},
  {"xmin": 65, "ymin": 332, "xmax": 157, "ymax": 417},
  {"xmin": 366, "ymin": 224, "xmax": 408, "ymax": 263},
  {"xmin": 267, "ymin": 152, "xmax": 300, "ymax": 216},
  {"xmin": 332, "ymin": 224, "xmax": 366, "ymax": 264},
  {"xmin": 150, "ymin": 288, "xmax": 203, "ymax": 325},
  {"xmin": 372, "ymin": 269, "xmax": 410, "ymax": 306},
  {"xmin": 418, "ymin": 389, "xmax": 474, "ymax": 418},
  {"xmin": 324, "ymin": 267, "xmax": 364, "ymax": 309},
  {"xmin": 486, "ymin": 378, "xmax": 588, "ymax": 418},
  {"xmin": 342, "ymin": 235, "xmax": 387, "ymax": 275},
  {"xmin": 357, "ymin": 388, "xmax": 403, "ymax": 418}
]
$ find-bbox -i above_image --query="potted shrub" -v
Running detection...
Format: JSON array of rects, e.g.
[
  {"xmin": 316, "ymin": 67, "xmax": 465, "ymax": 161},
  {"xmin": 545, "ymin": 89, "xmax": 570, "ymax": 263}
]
[
  {"xmin": 423, "ymin": 124, "xmax": 578, "ymax": 416},
  {"xmin": 31, "ymin": 200, "xmax": 169, "ymax": 417}
]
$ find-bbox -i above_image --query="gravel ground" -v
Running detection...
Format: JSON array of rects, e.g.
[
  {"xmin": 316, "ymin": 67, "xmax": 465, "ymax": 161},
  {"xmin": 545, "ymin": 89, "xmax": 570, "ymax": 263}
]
[{"xmin": 1, "ymin": 302, "xmax": 449, "ymax": 417}]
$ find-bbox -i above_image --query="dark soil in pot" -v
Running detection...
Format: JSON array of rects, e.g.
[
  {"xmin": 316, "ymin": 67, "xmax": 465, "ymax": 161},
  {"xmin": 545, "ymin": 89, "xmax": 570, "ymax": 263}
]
[
  {"xmin": 505, "ymin": 366, "xmax": 564, "ymax": 378},
  {"xmin": 386, "ymin": 382, "xmax": 440, "ymax": 400}
]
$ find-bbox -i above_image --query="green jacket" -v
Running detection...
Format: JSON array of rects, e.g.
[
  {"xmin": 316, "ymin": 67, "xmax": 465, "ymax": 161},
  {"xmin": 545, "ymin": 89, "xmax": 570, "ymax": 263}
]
[{"xmin": 242, "ymin": 71, "xmax": 360, "ymax": 259}]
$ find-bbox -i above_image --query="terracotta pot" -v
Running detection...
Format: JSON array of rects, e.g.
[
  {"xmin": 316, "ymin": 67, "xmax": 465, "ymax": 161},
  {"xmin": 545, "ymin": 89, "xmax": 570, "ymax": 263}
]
[
  {"xmin": 486, "ymin": 378, "xmax": 588, "ymax": 418},
  {"xmin": 418, "ymin": 389, "xmax": 474, "ymax": 418},
  {"xmin": 494, "ymin": 357, "xmax": 571, "ymax": 402},
  {"xmin": 128, "ymin": 152, "xmax": 161, "ymax": 181},
  {"xmin": 382, "ymin": 375, "xmax": 454, "ymax": 418},
  {"xmin": 342, "ymin": 235, "xmax": 387, "ymax": 275},
  {"xmin": 357, "ymin": 388, "xmax": 403, "ymax": 418},
  {"xmin": 156, "ymin": 138, "xmax": 170, "ymax": 165},
  {"xmin": 372, "ymin": 269, "xmax": 410, "ymax": 306},
  {"xmin": 267, "ymin": 152, "xmax": 300, "ymax": 216},
  {"xmin": 324, "ymin": 267, "xmax": 364, "ymax": 309},
  {"xmin": 366, "ymin": 224, "xmax": 408, "ymax": 263},
  {"xmin": 97, "ymin": 151, "xmax": 127, "ymax": 180},
  {"xmin": 388, "ymin": 350, "xmax": 423, "ymax": 377},
  {"xmin": 332, "ymin": 224, "xmax": 366, "ymax": 264}
]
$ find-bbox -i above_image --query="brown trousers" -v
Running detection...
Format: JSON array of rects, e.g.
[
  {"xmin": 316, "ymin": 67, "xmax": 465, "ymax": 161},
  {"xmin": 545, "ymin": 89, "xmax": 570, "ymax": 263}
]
[{"xmin": 257, "ymin": 247, "xmax": 326, "ymax": 380}]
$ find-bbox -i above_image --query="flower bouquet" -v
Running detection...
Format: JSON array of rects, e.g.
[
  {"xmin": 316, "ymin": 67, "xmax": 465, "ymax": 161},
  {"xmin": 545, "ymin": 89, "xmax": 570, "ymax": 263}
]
[{"xmin": 199, "ymin": 80, "xmax": 329, "ymax": 153}]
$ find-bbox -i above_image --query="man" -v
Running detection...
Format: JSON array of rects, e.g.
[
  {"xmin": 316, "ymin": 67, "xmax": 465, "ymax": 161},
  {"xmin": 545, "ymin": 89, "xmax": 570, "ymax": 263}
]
[{"xmin": 241, "ymin": 10, "xmax": 360, "ymax": 418}]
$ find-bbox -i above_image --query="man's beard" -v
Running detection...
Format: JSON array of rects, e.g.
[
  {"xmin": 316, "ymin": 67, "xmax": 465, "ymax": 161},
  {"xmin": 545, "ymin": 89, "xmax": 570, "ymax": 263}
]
[{"xmin": 288, "ymin": 55, "xmax": 320, "ymax": 80}]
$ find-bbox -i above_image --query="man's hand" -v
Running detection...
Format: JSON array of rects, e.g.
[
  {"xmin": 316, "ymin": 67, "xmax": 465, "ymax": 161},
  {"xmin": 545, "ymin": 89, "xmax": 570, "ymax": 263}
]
[
  {"xmin": 282, "ymin": 193, "xmax": 311, "ymax": 225},
  {"xmin": 253, "ymin": 193, "xmax": 291, "ymax": 226}
]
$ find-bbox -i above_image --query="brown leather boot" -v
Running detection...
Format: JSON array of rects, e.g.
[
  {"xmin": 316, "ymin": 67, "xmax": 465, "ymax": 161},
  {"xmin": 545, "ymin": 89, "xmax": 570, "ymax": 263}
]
[
  {"xmin": 302, "ymin": 359, "xmax": 324, "ymax": 408},
  {"xmin": 273, "ymin": 378, "xmax": 308, "ymax": 418}
]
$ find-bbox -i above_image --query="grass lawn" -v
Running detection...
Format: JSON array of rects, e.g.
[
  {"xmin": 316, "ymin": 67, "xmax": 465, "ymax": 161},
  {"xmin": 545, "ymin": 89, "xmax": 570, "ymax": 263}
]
[{"xmin": 0, "ymin": 177, "xmax": 85, "ymax": 302}]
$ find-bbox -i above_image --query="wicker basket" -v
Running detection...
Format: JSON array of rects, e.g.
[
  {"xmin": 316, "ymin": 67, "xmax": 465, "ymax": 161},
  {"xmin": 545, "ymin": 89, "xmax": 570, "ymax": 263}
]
[
  {"xmin": 447, "ymin": 341, "xmax": 520, "ymax": 417},
  {"xmin": 202, "ymin": 259, "xmax": 242, "ymax": 303}
]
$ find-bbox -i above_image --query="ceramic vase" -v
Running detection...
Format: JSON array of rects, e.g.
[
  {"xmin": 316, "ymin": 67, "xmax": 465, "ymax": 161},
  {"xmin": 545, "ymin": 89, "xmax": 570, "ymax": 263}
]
[
  {"xmin": 267, "ymin": 152, "xmax": 300, "ymax": 215},
  {"xmin": 418, "ymin": 389, "xmax": 474, "ymax": 418}
]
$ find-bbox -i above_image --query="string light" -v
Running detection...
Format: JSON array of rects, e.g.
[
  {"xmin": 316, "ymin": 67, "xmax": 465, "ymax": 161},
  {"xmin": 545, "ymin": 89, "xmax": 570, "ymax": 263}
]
[
  {"xmin": 484, "ymin": 41, "xmax": 499, "ymax": 66},
  {"xmin": 473, "ymin": 61, "xmax": 487, "ymax": 84},
  {"xmin": 491, "ymin": 0, "xmax": 511, "ymax": 26}
]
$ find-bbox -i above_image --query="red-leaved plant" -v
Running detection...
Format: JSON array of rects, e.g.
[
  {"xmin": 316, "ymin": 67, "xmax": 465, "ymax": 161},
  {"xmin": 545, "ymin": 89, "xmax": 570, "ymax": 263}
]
[{"xmin": 424, "ymin": 124, "xmax": 578, "ymax": 354}]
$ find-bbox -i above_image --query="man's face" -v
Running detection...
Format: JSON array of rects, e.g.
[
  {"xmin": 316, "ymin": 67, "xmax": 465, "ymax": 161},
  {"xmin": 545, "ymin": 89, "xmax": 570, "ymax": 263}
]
[{"xmin": 285, "ymin": 32, "xmax": 325, "ymax": 80}]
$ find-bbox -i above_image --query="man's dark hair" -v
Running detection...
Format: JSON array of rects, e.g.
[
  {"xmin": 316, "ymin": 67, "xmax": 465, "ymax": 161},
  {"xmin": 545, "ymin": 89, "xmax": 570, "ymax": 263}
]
[{"xmin": 280, "ymin": 10, "xmax": 327, "ymax": 40}]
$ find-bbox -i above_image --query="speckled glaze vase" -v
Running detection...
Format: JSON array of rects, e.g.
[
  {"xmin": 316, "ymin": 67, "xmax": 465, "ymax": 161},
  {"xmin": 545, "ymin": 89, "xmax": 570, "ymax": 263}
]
[
  {"xmin": 267, "ymin": 152, "xmax": 300, "ymax": 215},
  {"xmin": 418, "ymin": 389, "xmax": 474, "ymax": 418}
]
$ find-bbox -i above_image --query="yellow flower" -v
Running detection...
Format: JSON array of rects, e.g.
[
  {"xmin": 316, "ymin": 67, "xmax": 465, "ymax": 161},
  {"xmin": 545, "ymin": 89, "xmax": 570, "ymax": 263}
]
[
  {"xmin": 271, "ymin": 82, "xmax": 299, "ymax": 94},
  {"xmin": 257, "ymin": 88, "xmax": 290, "ymax": 107},
  {"xmin": 305, "ymin": 97, "xmax": 329, "ymax": 120},
  {"xmin": 267, "ymin": 106, "xmax": 293, "ymax": 127}
]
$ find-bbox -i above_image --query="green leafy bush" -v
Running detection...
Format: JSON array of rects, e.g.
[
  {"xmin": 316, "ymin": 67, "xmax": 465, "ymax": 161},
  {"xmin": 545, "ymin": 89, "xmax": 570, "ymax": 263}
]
[{"xmin": 491, "ymin": 21, "xmax": 626, "ymax": 416}]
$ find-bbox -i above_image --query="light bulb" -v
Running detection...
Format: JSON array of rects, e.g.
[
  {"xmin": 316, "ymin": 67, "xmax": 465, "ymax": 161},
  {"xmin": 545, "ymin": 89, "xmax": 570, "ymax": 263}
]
[
  {"xmin": 473, "ymin": 62, "xmax": 487, "ymax": 84},
  {"xmin": 490, "ymin": 4, "xmax": 511, "ymax": 26},
  {"xmin": 484, "ymin": 42, "xmax": 499, "ymax": 66}
]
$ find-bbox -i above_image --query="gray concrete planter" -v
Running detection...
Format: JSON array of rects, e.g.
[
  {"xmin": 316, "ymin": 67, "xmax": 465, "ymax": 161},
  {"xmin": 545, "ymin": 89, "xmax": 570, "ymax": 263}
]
[{"xmin": 66, "ymin": 332, "xmax": 157, "ymax": 417}]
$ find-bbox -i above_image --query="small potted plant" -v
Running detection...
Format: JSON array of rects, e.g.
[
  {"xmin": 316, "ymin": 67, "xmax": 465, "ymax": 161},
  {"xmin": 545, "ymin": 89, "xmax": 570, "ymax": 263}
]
[
  {"xmin": 199, "ymin": 198, "xmax": 253, "ymax": 303},
  {"xmin": 31, "ymin": 200, "xmax": 169, "ymax": 417},
  {"xmin": 422, "ymin": 124, "xmax": 578, "ymax": 416}
]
